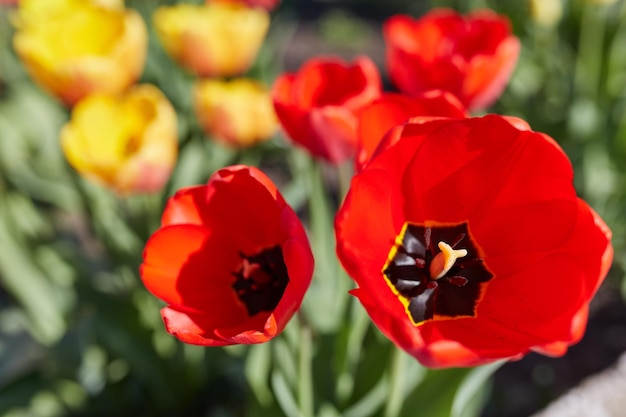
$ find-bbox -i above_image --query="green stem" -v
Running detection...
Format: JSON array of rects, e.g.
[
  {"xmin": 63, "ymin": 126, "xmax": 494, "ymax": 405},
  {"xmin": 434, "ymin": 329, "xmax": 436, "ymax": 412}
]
[
  {"xmin": 336, "ymin": 299, "xmax": 371, "ymax": 404},
  {"xmin": 336, "ymin": 161, "xmax": 353, "ymax": 204},
  {"xmin": 384, "ymin": 347, "xmax": 407, "ymax": 417},
  {"xmin": 298, "ymin": 314, "xmax": 314, "ymax": 417},
  {"xmin": 575, "ymin": 2, "xmax": 607, "ymax": 99}
]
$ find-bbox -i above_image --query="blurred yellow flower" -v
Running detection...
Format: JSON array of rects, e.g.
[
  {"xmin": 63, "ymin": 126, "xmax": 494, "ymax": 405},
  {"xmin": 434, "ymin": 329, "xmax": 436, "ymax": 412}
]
[
  {"xmin": 15, "ymin": 0, "xmax": 124, "ymax": 26},
  {"xmin": 13, "ymin": 2, "xmax": 147, "ymax": 106},
  {"xmin": 194, "ymin": 78, "xmax": 277, "ymax": 148},
  {"xmin": 529, "ymin": 0, "xmax": 563, "ymax": 27},
  {"xmin": 153, "ymin": 3, "xmax": 269, "ymax": 77},
  {"xmin": 61, "ymin": 84, "xmax": 178, "ymax": 194}
]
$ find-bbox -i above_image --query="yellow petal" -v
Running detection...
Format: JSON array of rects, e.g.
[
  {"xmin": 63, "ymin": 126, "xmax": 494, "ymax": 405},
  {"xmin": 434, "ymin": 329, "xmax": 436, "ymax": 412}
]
[
  {"xmin": 61, "ymin": 84, "xmax": 178, "ymax": 194},
  {"xmin": 193, "ymin": 78, "xmax": 277, "ymax": 148},
  {"xmin": 14, "ymin": 0, "xmax": 125, "ymax": 28},
  {"xmin": 13, "ymin": 3, "xmax": 147, "ymax": 105},
  {"xmin": 153, "ymin": 3, "xmax": 269, "ymax": 77}
]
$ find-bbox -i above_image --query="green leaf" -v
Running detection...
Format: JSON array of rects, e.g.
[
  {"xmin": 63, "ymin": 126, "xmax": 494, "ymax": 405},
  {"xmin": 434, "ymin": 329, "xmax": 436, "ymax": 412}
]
[
  {"xmin": 245, "ymin": 343, "xmax": 273, "ymax": 407},
  {"xmin": 0, "ymin": 214, "xmax": 66, "ymax": 344},
  {"xmin": 271, "ymin": 371, "xmax": 303, "ymax": 417},
  {"xmin": 342, "ymin": 377, "xmax": 388, "ymax": 417},
  {"xmin": 334, "ymin": 301, "xmax": 371, "ymax": 403},
  {"xmin": 450, "ymin": 361, "xmax": 505, "ymax": 417},
  {"xmin": 384, "ymin": 349, "xmax": 427, "ymax": 417},
  {"xmin": 301, "ymin": 155, "xmax": 350, "ymax": 333},
  {"xmin": 399, "ymin": 368, "xmax": 468, "ymax": 417},
  {"xmin": 272, "ymin": 338, "xmax": 297, "ymax": 387}
]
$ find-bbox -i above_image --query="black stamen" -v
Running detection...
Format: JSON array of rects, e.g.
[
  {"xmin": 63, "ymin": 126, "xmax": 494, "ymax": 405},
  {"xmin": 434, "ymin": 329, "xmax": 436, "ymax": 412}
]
[
  {"xmin": 232, "ymin": 245, "xmax": 289, "ymax": 316},
  {"xmin": 382, "ymin": 222, "xmax": 493, "ymax": 325}
]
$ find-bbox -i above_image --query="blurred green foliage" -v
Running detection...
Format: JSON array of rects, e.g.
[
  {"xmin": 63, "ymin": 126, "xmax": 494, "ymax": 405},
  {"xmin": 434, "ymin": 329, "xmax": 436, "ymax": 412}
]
[{"xmin": 0, "ymin": 0, "xmax": 625, "ymax": 416}]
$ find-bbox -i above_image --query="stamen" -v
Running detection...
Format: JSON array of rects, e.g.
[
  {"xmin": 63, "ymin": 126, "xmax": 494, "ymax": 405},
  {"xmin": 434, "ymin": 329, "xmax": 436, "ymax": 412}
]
[{"xmin": 429, "ymin": 241, "xmax": 468, "ymax": 280}]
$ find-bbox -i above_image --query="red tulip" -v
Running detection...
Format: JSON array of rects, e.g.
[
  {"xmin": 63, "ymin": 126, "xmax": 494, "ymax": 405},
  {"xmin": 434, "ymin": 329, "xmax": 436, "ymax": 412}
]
[
  {"xmin": 356, "ymin": 91, "xmax": 467, "ymax": 171},
  {"xmin": 141, "ymin": 165, "xmax": 314, "ymax": 346},
  {"xmin": 272, "ymin": 56, "xmax": 382, "ymax": 164},
  {"xmin": 383, "ymin": 9, "xmax": 520, "ymax": 111},
  {"xmin": 335, "ymin": 115, "xmax": 613, "ymax": 368}
]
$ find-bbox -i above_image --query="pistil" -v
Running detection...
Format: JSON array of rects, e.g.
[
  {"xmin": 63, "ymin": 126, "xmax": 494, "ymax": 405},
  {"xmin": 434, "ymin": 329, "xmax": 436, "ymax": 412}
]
[{"xmin": 429, "ymin": 241, "xmax": 468, "ymax": 280}]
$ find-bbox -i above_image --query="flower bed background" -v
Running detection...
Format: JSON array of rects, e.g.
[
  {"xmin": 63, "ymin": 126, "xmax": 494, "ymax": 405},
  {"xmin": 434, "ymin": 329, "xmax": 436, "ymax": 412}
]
[{"xmin": 0, "ymin": 0, "xmax": 625, "ymax": 416}]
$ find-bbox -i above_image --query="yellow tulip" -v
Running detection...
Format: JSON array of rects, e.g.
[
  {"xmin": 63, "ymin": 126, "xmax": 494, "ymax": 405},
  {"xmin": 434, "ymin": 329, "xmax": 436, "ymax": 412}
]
[
  {"xmin": 13, "ymin": 2, "xmax": 147, "ymax": 106},
  {"xmin": 15, "ymin": 0, "xmax": 124, "ymax": 26},
  {"xmin": 61, "ymin": 84, "xmax": 178, "ymax": 194},
  {"xmin": 153, "ymin": 3, "xmax": 269, "ymax": 77},
  {"xmin": 194, "ymin": 78, "xmax": 277, "ymax": 148}
]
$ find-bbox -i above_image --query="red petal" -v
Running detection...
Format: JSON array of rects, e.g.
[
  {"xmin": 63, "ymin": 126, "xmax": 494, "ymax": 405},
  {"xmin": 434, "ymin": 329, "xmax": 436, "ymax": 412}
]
[
  {"xmin": 161, "ymin": 185, "xmax": 209, "ymax": 227},
  {"xmin": 161, "ymin": 307, "xmax": 233, "ymax": 347},
  {"xmin": 271, "ymin": 212, "xmax": 314, "ymax": 333},
  {"xmin": 531, "ymin": 304, "xmax": 589, "ymax": 357},
  {"xmin": 556, "ymin": 200, "xmax": 613, "ymax": 300},
  {"xmin": 272, "ymin": 73, "xmax": 296, "ymax": 105},
  {"xmin": 141, "ymin": 224, "xmax": 250, "ymax": 327},
  {"xmin": 478, "ymin": 252, "xmax": 587, "ymax": 343},
  {"xmin": 202, "ymin": 167, "xmax": 286, "ymax": 253},
  {"xmin": 306, "ymin": 106, "xmax": 358, "ymax": 163},
  {"xmin": 351, "ymin": 288, "xmax": 425, "ymax": 354},
  {"xmin": 356, "ymin": 92, "xmax": 467, "ymax": 171},
  {"xmin": 464, "ymin": 36, "xmax": 520, "ymax": 110},
  {"xmin": 162, "ymin": 307, "xmax": 278, "ymax": 346},
  {"xmin": 336, "ymin": 167, "xmax": 401, "ymax": 291},
  {"xmin": 402, "ymin": 117, "xmax": 575, "ymax": 229},
  {"xmin": 213, "ymin": 312, "xmax": 276, "ymax": 344},
  {"xmin": 291, "ymin": 56, "xmax": 380, "ymax": 109},
  {"xmin": 273, "ymin": 74, "xmax": 311, "ymax": 145}
]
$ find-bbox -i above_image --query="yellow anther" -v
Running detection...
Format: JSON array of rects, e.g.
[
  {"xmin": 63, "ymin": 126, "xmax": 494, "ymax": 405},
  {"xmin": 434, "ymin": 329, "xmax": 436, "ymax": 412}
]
[{"xmin": 429, "ymin": 241, "xmax": 468, "ymax": 280}]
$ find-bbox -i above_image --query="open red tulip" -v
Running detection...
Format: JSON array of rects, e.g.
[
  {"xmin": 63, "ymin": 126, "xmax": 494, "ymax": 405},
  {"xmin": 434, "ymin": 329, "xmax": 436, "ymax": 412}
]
[
  {"xmin": 355, "ymin": 91, "xmax": 467, "ymax": 171},
  {"xmin": 141, "ymin": 165, "xmax": 314, "ymax": 346},
  {"xmin": 335, "ymin": 115, "xmax": 613, "ymax": 368},
  {"xmin": 272, "ymin": 55, "xmax": 382, "ymax": 164},
  {"xmin": 383, "ymin": 8, "xmax": 520, "ymax": 111}
]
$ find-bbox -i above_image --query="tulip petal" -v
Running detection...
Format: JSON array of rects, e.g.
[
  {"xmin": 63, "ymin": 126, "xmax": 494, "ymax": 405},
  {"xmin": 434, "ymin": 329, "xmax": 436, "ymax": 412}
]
[
  {"xmin": 141, "ymin": 223, "xmax": 252, "ymax": 328},
  {"xmin": 161, "ymin": 307, "xmax": 233, "ymax": 346},
  {"xmin": 356, "ymin": 91, "xmax": 467, "ymax": 171}
]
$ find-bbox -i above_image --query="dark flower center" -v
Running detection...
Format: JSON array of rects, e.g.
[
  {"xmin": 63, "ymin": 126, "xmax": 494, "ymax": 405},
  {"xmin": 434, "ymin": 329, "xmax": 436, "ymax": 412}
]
[
  {"xmin": 232, "ymin": 245, "xmax": 289, "ymax": 316},
  {"xmin": 382, "ymin": 222, "xmax": 493, "ymax": 326}
]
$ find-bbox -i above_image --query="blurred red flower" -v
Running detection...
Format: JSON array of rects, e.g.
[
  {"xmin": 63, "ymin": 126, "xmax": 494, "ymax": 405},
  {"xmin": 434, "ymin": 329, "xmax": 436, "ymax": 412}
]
[
  {"xmin": 383, "ymin": 9, "xmax": 520, "ymax": 111},
  {"xmin": 355, "ymin": 91, "xmax": 467, "ymax": 171},
  {"xmin": 141, "ymin": 165, "xmax": 314, "ymax": 346},
  {"xmin": 335, "ymin": 115, "xmax": 613, "ymax": 368},
  {"xmin": 272, "ymin": 56, "xmax": 382, "ymax": 164}
]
